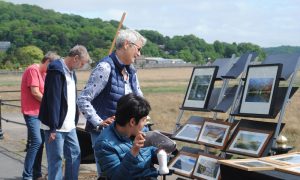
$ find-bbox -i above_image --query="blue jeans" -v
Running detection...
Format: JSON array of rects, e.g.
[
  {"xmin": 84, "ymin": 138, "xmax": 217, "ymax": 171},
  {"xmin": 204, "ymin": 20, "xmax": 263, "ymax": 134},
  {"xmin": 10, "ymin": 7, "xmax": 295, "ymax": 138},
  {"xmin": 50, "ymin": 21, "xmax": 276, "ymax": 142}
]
[
  {"xmin": 44, "ymin": 129, "xmax": 81, "ymax": 180},
  {"xmin": 90, "ymin": 131, "xmax": 101, "ymax": 176},
  {"xmin": 22, "ymin": 115, "xmax": 44, "ymax": 180}
]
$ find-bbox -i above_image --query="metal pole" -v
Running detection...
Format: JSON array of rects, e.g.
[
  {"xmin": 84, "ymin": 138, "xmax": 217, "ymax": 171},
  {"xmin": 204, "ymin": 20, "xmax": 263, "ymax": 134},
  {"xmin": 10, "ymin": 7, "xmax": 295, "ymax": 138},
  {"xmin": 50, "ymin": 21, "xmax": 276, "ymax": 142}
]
[
  {"xmin": 272, "ymin": 57, "xmax": 300, "ymax": 147},
  {"xmin": 173, "ymin": 109, "xmax": 184, "ymax": 133},
  {"xmin": 213, "ymin": 54, "xmax": 236, "ymax": 120},
  {"xmin": 228, "ymin": 54, "xmax": 253, "ymax": 123},
  {"xmin": 213, "ymin": 79, "xmax": 229, "ymax": 120},
  {"xmin": 0, "ymin": 99, "xmax": 3, "ymax": 139}
]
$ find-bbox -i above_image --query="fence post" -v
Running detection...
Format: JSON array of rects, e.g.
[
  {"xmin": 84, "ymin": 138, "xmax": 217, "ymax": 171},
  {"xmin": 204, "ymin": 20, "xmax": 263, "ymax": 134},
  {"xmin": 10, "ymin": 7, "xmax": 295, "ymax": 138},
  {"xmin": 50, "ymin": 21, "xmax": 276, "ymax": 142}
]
[{"xmin": 0, "ymin": 99, "xmax": 3, "ymax": 139}]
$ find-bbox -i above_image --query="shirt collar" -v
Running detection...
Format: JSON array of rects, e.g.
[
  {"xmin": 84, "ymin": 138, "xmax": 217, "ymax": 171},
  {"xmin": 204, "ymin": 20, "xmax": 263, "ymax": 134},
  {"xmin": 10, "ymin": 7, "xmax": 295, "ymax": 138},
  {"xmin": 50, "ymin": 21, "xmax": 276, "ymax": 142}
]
[
  {"xmin": 112, "ymin": 122, "xmax": 131, "ymax": 142},
  {"xmin": 61, "ymin": 59, "xmax": 73, "ymax": 75}
]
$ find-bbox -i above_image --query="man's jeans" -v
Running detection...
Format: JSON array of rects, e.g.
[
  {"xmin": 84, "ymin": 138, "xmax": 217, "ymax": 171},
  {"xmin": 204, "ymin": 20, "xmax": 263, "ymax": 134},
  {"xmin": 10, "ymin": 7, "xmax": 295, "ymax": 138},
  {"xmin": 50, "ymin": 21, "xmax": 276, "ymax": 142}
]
[
  {"xmin": 44, "ymin": 129, "xmax": 81, "ymax": 180},
  {"xmin": 90, "ymin": 131, "xmax": 102, "ymax": 177},
  {"xmin": 22, "ymin": 115, "xmax": 44, "ymax": 180}
]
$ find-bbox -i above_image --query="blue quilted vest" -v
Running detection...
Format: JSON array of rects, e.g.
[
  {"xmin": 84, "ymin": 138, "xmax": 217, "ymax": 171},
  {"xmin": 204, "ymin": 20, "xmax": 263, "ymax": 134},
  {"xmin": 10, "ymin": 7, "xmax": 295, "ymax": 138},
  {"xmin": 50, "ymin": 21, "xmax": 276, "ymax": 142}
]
[{"xmin": 85, "ymin": 53, "xmax": 139, "ymax": 131}]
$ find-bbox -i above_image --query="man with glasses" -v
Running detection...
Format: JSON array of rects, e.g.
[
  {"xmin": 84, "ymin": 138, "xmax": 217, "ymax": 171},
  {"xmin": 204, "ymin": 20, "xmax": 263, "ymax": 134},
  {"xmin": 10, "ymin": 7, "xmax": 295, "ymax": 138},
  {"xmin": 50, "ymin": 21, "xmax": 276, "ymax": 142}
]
[{"xmin": 77, "ymin": 29, "xmax": 146, "ymax": 177}]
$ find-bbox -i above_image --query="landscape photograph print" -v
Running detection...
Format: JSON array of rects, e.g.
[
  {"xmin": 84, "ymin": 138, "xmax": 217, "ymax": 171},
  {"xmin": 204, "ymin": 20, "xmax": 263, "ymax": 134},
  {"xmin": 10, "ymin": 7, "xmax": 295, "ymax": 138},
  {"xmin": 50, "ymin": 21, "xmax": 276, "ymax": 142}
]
[
  {"xmin": 198, "ymin": 121, "xmax": 231, "ymax": 149},
  {"xmin": 182, "ymin": 66, "xmax": 218, "ymax": 110},
  {"xmin": 169, "ymin": 153, "xmax": 197, "ymax": 177},
  {"xmin": 188, "ymin": 75, "xmax": 211, "ymax": 101},
  {"xmin": 227, "ymin": 128, "xmax": 272, "ymax": 157},
  {"xmin": 173, "ymin": 124, "xmax": 202, "ymax": 142},
  {"xmin": 245, "ymin": 78, "xmax": 273, "ymax": 102},
  {"xmin": 263, "ymin": 152, "xmax": 300, "ymax": 165},
  {"xmin": 239, "ymin": 64, "xmax": 282, "ymax": 117},
  {"xmin": 193, "ymin": 155, "xmax": 220, "ymax": 180},
  {"xmin": 218, "ymin": 159, "xmax": 277, "ymax": 171}
]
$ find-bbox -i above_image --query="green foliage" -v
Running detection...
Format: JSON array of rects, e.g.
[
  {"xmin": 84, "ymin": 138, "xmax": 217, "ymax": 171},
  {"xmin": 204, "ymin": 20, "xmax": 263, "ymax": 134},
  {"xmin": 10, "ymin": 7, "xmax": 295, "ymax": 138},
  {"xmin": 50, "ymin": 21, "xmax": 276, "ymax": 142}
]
[
  {"xmin": 0, "ymin": 1, "xmax": 267, "ymax": 69},
  {"xmin": 15, "ymin": 45, "xmax": 43, "ymax": 66},
  {"xmin": 263, "ymin": 46, "xmax": 300, "ymax": 56}
]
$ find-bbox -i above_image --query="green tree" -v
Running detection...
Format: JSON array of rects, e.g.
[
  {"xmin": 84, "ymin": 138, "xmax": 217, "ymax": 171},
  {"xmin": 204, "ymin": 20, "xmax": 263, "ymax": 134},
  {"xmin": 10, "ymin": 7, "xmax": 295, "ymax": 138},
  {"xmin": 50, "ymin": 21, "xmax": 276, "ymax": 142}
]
[{"xmin": 15, "ymin": 45, "xmax": 43, "ymax": 67}]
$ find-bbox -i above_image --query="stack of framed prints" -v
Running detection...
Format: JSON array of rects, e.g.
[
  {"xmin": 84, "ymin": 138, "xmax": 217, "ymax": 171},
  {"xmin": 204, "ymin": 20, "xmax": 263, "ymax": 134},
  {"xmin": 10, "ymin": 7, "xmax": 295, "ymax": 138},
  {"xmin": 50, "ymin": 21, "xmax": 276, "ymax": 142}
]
[
  {"xmin": 197, "ymin": 120, "xmax": 232, "ymax": 149},
  {"xmin": 172, "ymin": 123, "xmax": 202, "ymax": 142},
  {"xmin": 276, "ymin": 165, "xmax": 300, "ymax": 176},
  {"xmin": 237, "ymin": 64, "xmax": 282, "ymax": 118},
  {"xmin": 218, "ymin": 158, "xmax": 278, "ymax": 171},
  {"xmin": 226, "ymin": 128, "xmax": 273, "ymax": 157},
  {"xmin": 168, "ymin": 152, "xmax": 198, "ymax": 178},
  {"xmin": 260, "ymin": 152, "xmax": 300, "ymax": 166},
  {"xmin": 182, "ymin": 66, "xmax": 218, "ymax": 111},
  {"xmin": 193, "ymin": 153, "xmax": 222, "ymax": 180}
]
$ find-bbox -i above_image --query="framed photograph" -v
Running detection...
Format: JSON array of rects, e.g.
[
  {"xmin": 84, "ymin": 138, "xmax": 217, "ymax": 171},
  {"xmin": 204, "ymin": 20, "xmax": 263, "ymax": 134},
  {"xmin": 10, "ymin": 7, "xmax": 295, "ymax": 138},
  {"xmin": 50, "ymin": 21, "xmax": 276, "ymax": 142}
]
[
  {"xmin": 218, "ymin": 158, "xmax": 277, "ymax": 171},
  {"xmin": 238, "ymin": 64, "xmax": 282, "ymax": 117},
  {"xmin": 173, "ymin": 123, "xmax": 202, "ymax": 142},
  {"xmin": 193, "ymin": 153, "xmax": 221, "ymax": 180},
  {"xmin": 276, "ymin": 165, "xmax": 300, "ymax": 176},
  {"xmin": 261, "ymin": 152, "xmax": 300, "ymax": 166},
  {"xmin": 197, "ymin": 120, "xmax": 231, "ymax": 149},
  {"xmin": 168, "ymin": 152, "xmax": 198, "ymax": 177},
  {"xmin": 182, "ymin": 66, "xmax": 218, "ymax": 110},
  {"xmin": 226, "ymin": 128, "xmax": 273, "ymax": 157}
]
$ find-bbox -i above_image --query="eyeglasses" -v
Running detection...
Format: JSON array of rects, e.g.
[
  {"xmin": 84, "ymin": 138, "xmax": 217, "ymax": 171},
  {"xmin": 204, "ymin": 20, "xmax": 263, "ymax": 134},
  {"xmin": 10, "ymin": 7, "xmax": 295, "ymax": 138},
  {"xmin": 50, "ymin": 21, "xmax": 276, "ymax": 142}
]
[{"xmin": 130, "ymin": 42, "xmax": 142, "ymax": 52}]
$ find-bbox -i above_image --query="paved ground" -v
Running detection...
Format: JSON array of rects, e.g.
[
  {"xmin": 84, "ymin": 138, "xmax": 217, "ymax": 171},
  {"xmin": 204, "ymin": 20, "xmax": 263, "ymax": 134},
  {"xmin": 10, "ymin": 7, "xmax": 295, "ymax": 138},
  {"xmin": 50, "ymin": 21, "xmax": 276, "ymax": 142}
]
[{"xmin": 0, "ymin": 113, "xmax": 185, "ymax": 180}]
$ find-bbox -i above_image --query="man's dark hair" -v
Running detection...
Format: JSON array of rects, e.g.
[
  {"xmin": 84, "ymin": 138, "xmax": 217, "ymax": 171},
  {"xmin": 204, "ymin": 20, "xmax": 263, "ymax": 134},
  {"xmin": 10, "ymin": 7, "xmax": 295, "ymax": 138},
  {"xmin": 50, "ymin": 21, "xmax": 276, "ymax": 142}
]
[{"xmin": 115, "ymin": 93, "xmax": 151, "ymax": 127}]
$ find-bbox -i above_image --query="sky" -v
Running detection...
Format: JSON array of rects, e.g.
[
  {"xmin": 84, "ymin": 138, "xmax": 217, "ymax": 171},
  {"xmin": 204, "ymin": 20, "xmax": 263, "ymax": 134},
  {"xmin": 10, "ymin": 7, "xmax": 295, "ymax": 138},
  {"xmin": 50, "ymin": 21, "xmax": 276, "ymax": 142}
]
[{"xmin": 5, "ymin": 0, "xmax": 300, "ymax": 47}]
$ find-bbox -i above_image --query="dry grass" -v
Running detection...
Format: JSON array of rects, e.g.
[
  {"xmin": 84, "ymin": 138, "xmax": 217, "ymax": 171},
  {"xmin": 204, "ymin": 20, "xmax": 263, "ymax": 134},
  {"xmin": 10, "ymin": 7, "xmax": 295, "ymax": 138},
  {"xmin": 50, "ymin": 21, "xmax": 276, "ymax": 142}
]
[{"xmin": 1, "ymin": 67, "xmax": 300, "ymax": 152}]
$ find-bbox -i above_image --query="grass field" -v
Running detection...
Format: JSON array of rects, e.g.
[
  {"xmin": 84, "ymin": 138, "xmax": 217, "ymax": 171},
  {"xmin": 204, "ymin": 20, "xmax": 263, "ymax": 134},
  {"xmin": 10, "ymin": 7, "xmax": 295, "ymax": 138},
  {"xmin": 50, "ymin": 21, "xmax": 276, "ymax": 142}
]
[{"xmin": 1, "ymin": 67, "xmax": 300, "ymax": 152}]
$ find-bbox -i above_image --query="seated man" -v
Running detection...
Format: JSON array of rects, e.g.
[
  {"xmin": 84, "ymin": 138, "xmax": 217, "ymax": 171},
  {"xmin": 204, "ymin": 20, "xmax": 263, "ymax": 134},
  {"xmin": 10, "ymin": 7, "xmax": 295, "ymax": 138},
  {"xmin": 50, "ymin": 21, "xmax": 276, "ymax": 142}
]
[{"xmin": 95, "ymin": 93, "xmax": 158, "ymax": 180}]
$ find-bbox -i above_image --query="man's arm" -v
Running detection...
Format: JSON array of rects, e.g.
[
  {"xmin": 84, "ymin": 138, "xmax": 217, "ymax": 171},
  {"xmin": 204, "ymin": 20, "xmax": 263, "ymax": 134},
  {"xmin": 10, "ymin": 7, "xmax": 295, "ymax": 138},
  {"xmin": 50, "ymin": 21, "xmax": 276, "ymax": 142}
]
[
  {"xmin": 30, "ymin": 86, "xmax": 43, "ymax": 102},
  {"xmin": 44, "ymin": 71, "xmax": 63, "ymax": 133},
  {"xmin": 26, "ymin": 67, "xmax": 43, "ymax": 101},
  {"xmin": 77, "ymin": 62, "xmax": 111, "ymax": 127},
  {"xmin": 96, "ymin": 141, "xmax": 139, "ymax": 180}
]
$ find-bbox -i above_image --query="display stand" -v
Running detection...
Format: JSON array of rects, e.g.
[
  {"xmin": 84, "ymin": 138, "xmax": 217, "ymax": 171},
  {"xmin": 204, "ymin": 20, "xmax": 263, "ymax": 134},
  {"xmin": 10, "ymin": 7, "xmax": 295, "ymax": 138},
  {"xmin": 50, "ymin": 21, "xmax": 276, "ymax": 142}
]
[
  {"xmin": 173, "ymin": 53, "xmax": 256, "ymax": 132},
  {"xmin": 228, "ymin": 54, "xmax": 300, "ymax": 150},
  {"xmin": 169, "ymin": 53, "xmax": 258, "ymax": 178},
  {"xmin": 263, "ymin": 54, "xmax": 300, "ymax": 149},
  {"xmin": 167, "ymin": 53, "xmax": 300, "ymax": 179}
]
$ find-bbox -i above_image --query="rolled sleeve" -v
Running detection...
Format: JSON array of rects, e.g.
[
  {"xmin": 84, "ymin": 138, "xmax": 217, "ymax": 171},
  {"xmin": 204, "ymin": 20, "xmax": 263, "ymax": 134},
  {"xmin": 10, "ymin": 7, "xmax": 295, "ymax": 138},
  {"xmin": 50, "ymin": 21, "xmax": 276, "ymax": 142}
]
[{"xmin": 135, "ymin": 74, "xmax": 143, "ymax": 97}]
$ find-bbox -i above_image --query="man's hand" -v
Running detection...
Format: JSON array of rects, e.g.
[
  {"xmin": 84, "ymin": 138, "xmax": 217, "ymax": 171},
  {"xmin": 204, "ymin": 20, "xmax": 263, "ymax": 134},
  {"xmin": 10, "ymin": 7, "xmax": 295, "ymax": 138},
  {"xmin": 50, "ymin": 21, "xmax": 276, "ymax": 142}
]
[
  {"xmin": 48, "ymin": 132, "xmax": 56, "ymax": 143},
  {"xmin": 100, "ymin": 116, "xmax": 115, "ymax": 127},
  {"xmin": 131, "ymin": 131, "xmax": 145, "ymax": 157}
]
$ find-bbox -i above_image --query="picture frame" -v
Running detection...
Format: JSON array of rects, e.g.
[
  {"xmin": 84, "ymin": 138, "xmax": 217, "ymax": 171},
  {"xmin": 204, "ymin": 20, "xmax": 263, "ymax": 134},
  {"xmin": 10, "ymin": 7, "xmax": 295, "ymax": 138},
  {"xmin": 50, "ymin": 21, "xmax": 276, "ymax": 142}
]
[
  {"xmin": 275, "ymin": 165, "xmax": 300, "ymax": 176},
  {"xmin": 226, "ymin": 128, "xmax": 273, "ymax": 157},
  {"xmin": 260, "ymin": 152, "xmax": 300, "ymax": 166},
  {"xmin": 182, "ymin": 66, "xmax": 218, "ymax": 110},
  {"xmin": 168, "ymin": 152, "xmax": 198, "ymax": 177},
  {"xmin": 238, "ymin": 64, "xmax": 282, "ymax": 118},
  {"xmin": 218, "ymin": 158, "xmax": 278, "ymax": 171},
  {"xmin": 197, "ymin": 120, "xmax": 231, "ymax": 149},
  {"xmin": 173, "ymin": 123, "xmax": 202, "ymax": 142},
  {"xmin": 193, "ymin": 153, "xmax": 222, "ymax": 180}
]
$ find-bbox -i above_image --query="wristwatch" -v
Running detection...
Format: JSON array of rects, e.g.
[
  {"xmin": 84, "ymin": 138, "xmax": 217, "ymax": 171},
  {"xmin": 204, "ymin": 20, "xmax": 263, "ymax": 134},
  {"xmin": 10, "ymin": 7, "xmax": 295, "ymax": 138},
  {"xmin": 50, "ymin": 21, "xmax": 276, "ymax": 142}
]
[{"xmin": 96, "ymin": 125, "xmax": 101, "ymax": 131}]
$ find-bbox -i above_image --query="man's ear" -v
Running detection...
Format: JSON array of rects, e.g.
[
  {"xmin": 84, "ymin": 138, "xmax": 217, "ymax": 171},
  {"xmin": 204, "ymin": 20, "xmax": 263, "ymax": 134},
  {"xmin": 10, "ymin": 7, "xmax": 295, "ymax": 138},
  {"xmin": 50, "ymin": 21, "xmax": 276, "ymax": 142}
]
[
  {"xmin": 124, "ymin": 40, "xmax": 130, "ymax": 50},
  {"xmin": 129, "ymin": 118, "xmax": 136, "ymax": 127}
]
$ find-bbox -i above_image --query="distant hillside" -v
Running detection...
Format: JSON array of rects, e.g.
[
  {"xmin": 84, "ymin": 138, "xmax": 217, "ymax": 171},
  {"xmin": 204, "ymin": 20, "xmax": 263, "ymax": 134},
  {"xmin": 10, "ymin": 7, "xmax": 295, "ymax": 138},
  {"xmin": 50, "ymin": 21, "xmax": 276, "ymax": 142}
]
[
  {"xmin": 263, "ymin": 46, "xmax": 300, "ymax": 56},
  {"xmin": 0, "ymin": 1, "xmax": 266, "ymax": 69}
]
